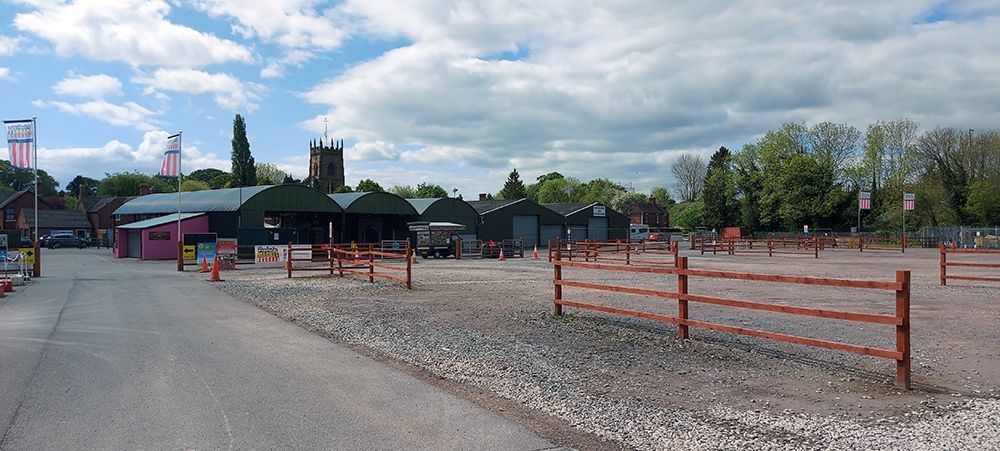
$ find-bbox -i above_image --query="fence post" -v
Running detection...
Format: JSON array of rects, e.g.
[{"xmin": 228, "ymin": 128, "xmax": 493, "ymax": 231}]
[
  {"xmin": 677, "ymin": 256, "xmax": 689, "ymax": 340},
  {"xmin": 176, "ymin": 241, "xmax": 183, "ymax": 271},
  {"xmin": 553, "ymin": 244, "xmax": 563, "ymax": 316},
  {"xmin": 768, "ymin": 235, "xmax": 773, "ymax": 258},
  {"xmin": 626, "ymin": 237, "xmax": 632, "ymax": 265},
  {"xmin": 455, "ymin": 237, "xmax": 461, "ymax": 260},
  {"xmin": 32, "ymin": 240, "xmax": 41, "ymax": 278},
  {"xmin": 895, "ymin": 270, "xmax": 911, "ymax": 390},
  {"xmin": 337, "ymin": 248, "xmax": 344, "ymax": 277},
  {"xmin": 859, "ymin": 235, "xmax": 864, "ymax": 252},
  {"xmin": 286, "ymin": 241, "xmax": 293, "ymax": 278},
  {"xmin": 814, "ymin": 236, "xmax": 819, "ymax": 259},
  {"xmin": 901, "ymin": 235, "xmax": 907, "ymax": 254},
  {"xmin": 406, "ymin": 246, "xmax": 413, "ymax": 290},
  {"xmin": 671, "ymin": 240, "xmax": 679, "ymax": 266},
  {"xmin": 939, "ymin": 243, "xmax": 947, "ymax": 286},
  {"xmin": 700, "ymin": 236, "xmax": 705, "ymax": 255},
  {"xmin": 547, "ymin": 239, "xmax": 552, "ymax": 262},
  {"xmin": 368, "ymin": 243, "xmax": 375, "ymax": 284},
  {"xmin": 329, "ymin": 246, "xmax": 334, "ymax": 275}
]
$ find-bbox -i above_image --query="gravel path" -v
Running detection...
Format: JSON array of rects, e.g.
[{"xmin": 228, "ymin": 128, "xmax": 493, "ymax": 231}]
[{"xmin": 211, "ymin": 250, "xmax": 999, "ymax": 450}]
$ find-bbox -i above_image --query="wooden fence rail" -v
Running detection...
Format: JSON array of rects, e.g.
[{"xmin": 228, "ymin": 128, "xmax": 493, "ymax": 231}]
[
  {"xmin": 939, "ymin": 243, "xmax": 1000, "ymax": 286},
  {"xmin": 551, "ymin": 239, "xmax": 678, "ymax": 267},
  {"xmin": 710, "ymin": 237, "xmax": 820, "ymax": 258},
  {"xmin": 286, "ymin": 242, "xmax": 412, "ymax": 289},
  {"xmin": 552, "ymin": 249, "xmax": 912, "ymax": 389}
]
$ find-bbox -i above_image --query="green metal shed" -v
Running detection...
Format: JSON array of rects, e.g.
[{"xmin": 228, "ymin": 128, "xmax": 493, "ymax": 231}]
[
  {"xmin": 329, "ymin": 192, "xmax": 419, "ymax": 243},
  {"xmin": 543, "ymin": 202, "xmax": 629, "ymax": 241},
  {"xmin": 467, "ymin": 198, "xmax": 564, "ymax": 248},
  {"xmin": 406, "ymin": 198, "xmax": 480, "ymax": 239},
  {"xmin": 113, "ymin": 185, "xmax": 343, "ymax": 244}
]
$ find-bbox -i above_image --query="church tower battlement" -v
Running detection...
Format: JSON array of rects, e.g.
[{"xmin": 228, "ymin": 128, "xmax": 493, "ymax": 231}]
[{"xmin": 306, "ymin": 138, "xmax": 345, "ymax": 194}]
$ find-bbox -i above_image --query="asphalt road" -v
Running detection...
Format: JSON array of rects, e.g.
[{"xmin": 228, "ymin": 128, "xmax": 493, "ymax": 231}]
[{"xmin": 0, "ymin": 249, "xmax": 553, "ymax": 450}]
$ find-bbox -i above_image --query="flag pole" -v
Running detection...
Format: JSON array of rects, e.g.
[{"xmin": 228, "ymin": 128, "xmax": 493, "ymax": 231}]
[
  {"xmin": 32, "ymin": 116, "xmax": 37, "ymax": 243},
  {"xmin": 177, "ymin": 131, "xmax": 183, "ymax": 244}
]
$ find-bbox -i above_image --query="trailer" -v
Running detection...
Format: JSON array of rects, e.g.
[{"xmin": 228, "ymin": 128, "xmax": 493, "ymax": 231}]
[{"xmin": 407, "ymin": 221, "xmax": 466, "ymax": 258}]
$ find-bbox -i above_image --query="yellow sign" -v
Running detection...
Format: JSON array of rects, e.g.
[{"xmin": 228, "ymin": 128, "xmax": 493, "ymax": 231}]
[
  {"xmin": 18, "ymin": 248, "xmax": 35, "ymax": 265},
  {"xmin": 182, "ymin": 245, "xmax": 196, "ymax": 261}
]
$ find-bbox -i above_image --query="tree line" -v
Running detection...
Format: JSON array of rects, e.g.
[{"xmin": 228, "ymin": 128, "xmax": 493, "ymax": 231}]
[{"xmin": 674, "ymin": 120, "xmax": 1000, "ymax": 231}]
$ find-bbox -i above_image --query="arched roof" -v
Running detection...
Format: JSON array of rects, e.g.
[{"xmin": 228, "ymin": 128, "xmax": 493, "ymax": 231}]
[
  {"xmin": 329, "ymin": 192, "xmax": 418, "ymax": 215},
  {"xmin": 114, "ymin": 185, "xmax": 342, "ymax": 215}
]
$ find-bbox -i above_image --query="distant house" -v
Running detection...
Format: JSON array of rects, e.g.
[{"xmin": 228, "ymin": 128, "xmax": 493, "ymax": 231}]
[
  {"xmin": 77, "ymin": 188, "xmax": 132, "ymax": 244},
  {"xmin": 627, "ymin": 196, "xmax": 669, "ymax": 228},
  {"xmin": 18, "ymin": 208, "xmax": 93, "ymax": 239},
  {"xmin": 0, "ymin": 190, "xmax": 51, "ymax": 238}
]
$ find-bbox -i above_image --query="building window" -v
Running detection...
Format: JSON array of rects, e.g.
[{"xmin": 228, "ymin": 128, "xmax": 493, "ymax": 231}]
[{"xmin": 5, "ymin": 208, "xmax": 14, "ymax": 221}]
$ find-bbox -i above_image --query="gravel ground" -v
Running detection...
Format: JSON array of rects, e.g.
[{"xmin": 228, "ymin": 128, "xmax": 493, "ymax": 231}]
[{"xmin": 207, "ymin": 247, "xmax": 1000, "ymax": 450}]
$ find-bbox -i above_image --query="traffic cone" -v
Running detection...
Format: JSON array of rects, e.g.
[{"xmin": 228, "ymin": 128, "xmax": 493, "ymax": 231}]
[
  {"xmin": 209, "ymin": 255, "xmax": 223, "ymax": 282},
  {"xmin": 200, "ymin": 256, "xmax": 209, "ymax": 272},
  {"xmin": 410, "ymin": 251, "xmax": 417, "ymax": 264},
  {"xmin": 498, "ymin": 247, "xmax": 506, "ymax": 261},
  {"xmin": 532, "ymin": 244, "xmax": 539, "ymax": 260}
]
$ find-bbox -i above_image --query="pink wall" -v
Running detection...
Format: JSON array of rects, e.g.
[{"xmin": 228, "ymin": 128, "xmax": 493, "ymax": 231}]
[{"xmin": 114, "ymin": 215, "xmax": 210, "ymax": 260}]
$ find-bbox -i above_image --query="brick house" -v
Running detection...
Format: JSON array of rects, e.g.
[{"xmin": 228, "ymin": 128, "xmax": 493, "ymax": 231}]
[
  {"xmin": 76, "ymin": 186, "xmax": 131, "ymax": 244},
  {"xmin": 18, "ymin": 208, "xmax": 93, "ymax": 239},
  {"xmin": 0, "ymin": 190, "xmax": 50, "ymax": 238},
  {"xmin": 627, "ymin": 196, "xmax": 669, "ymax": 228}
]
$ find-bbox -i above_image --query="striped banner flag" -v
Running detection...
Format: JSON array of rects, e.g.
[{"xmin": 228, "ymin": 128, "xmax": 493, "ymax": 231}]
[
  {"xmin": 4, "ymin": 119, "xmax": 33, "ymax": 169},
  {"xmin": 159, "ymin": 134, "xmax": 181, "ymax": 177},
  {"xmin": 903, "ymin": 192, "xmax": 915, "ymax": 211},
  {"xmin": 859, "ymin": 191, "xmax": 871, "ymax": 210}
]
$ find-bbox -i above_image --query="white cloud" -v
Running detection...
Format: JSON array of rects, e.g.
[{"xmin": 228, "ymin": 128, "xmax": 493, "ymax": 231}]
[
  {"xmin": 298, "ymin": 1, "xmax": 1000, "ymax": 192},
  {"xmin": 0, "ymin": 67, "xmax": 13, "ymax": 82},
  {"xmin": 53, "ymin": 73, "xmax": 123, "ymax": 98},
  {"xmin": 33, "ymin": 99, "xmax": 159, "ymax": 130},
  {"xmin": 133, "ymin": 69, "xmax": 265, "ymax": 111},
  {"xmin": 192, "ymin": 0, "xmax": 348, "ymax": 77},
  {"xmin": 39, "ymin": 130, "xmax": 229, "ymax": 185},
  {"xmin": 0, "ymin": 35, "xmax": 20, "ymax": 56},
  {"xmin": 347, "ymin": 141, "xmax": 400, "ymax": 162},
  {"xmin": 14, "ymin": 0, "xmax": 253, "ymax": 68}
]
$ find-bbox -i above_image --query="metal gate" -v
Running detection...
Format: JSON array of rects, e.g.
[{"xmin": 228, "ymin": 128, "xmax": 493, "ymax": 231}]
[
  {"xmin": 588, "ymin": 217, "xmax": 609, "ymax": 241},
  {"xmin": 127, "ymin": 231, "xmax": 142, "ymax": 258},
  {"xmin": 512, "ymin": 215, "xmax": 539, "ymax": 248}
]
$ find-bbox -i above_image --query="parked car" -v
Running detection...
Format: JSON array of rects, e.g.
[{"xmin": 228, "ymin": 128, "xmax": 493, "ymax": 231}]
[
  {"xmin": 648, "ymin": 232, "xmax": 665, "ymax": 242},
  {"xmin": 46, "ymin": 233, "xmax": 88, "ymax": 249},
  {"xmin": 19, "ymin": 237, "xmax": 33, "ymax": 248}
]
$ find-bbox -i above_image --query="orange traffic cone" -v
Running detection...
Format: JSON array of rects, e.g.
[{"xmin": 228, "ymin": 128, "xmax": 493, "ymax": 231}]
[
  {"xmin": 209, "ymin": 255, "xmax": 223, "ymax": 282},
  {"xmin": 532, "ymin": 244, "xmax": 539, "ymax": 260},
  {"xmin": 498, "ymin": 247, "xmax": 506, "ymax": 261},
  {"xmin": 200, "ymin": 256, "xmax": 209, "ymax": 272},
  {"xmin": 410, "ymin": 250, "xmax": 417, "ymax": 264}
]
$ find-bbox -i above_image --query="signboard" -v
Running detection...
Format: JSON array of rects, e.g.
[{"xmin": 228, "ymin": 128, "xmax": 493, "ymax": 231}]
[
  {"xmin": 148, "ymin": 231, "xmax": 171, "ymax": 240},
  {"xmin": 803, "ymin": 225, "xmax": 809, "ymax": 234},
  {"xmin": 255, "ymin": 245, "xmax": 283, "ymax": 263},
  {"xmin": 195, "ymin": 242, "xmax": 217, "ymax": 263},
  {"xmin": 18, "ymin": 248, "xmax": 35, "ymax": 265},
  {"xmin": 0, "ymin": 235, "xmax": 7, "ymax": 248},
  {"xmin": 0, "ymin": 249, "xmax": 6, "ymax": 260},
  {"xmin": 182, "ymin": 245, "xmax": 196, "ymax": 261},
  {"xmin": 593, "ymin": 206, "xmax": 606, "ymax": 217},
  {"xmin": 217, "ymin": 238, "xmax": 238, "ymax": 270},
  {"xmin": 279, "ymin": 244, "xmax": 311, "ymax": 262}
]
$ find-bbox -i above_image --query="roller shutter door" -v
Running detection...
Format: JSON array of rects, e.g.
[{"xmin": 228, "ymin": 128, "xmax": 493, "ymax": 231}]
[
  {"xmin": 512, "ymin": 215, "xmax": 539, "ymax": 248},
  {"xmin": 588, "ymin": 217, "xmax": 609, "ymax": 241},
  {"xmin": 127, "ymin": 231, "xmax": 142, "ymax": 258},
  {"xmin": 540, "ymin": 225, "xmax": 562, "ymax": 247}
]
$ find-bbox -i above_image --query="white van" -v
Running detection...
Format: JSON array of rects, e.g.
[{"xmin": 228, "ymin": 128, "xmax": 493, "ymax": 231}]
[{"xmin": 629, "ymin": 224, "xmax": 650, "ymax": 242}]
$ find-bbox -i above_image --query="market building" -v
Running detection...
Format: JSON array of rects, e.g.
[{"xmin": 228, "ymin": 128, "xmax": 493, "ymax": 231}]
[
  {"xmin": 542, "ymin": 202, "xmax": 629, "ymax": 241},
  {"xmin": 329, "ymin": 192, "xmax": 418, "ymax": 243},
  {"xmin": 467, "ymin": 197, "xmax": 565, "ymax": 248},
  {"xmin": 406, "ymin": 197, "xmax": 479, "ymax": 241}
]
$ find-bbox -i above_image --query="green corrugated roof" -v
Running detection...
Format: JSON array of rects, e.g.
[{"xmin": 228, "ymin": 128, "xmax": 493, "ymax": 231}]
[
  {"xmin": 114, "ymin": 186, "xmax": 271, "ymax": 215},
  {"xmin": 329, "ymin": 192, "xmax": 418, "ymax": 215},
  {"xmin": 406, "ymin": 198, "xmax": 442, "ymax": 214},
  {"xmin": 117, "ymin": 212, "xmax": 206, "ymax": 229}
]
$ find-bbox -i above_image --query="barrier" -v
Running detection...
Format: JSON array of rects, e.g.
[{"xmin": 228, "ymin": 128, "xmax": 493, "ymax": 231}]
[
  {"xmin": 458, "ymin": 239, "xmax": 484, "ymax": 259},
  {"xmin": 556, "ymin": 239, "xmax": 678, "ymax": 267},
  {"xmin": 832, "ymin": 235, "xmax": 907, "ymax": 253},
  {"xmin": 939, "ymin": 244, "xmax": 1000, "ymax": 286},
  {"xmin": 483, "ymin": 238, "xmax": 524, "ymax": 259},
  {"xmin": 285, "ymin": 242, "xmax": 413, "ymax": 289},
  {"xmin": 715, "ymin": 236, "xmax": 820, "ymax": 258},
  {"xmin": 551, "ymin": 250, "xmax": 912, "ymax": 389}
]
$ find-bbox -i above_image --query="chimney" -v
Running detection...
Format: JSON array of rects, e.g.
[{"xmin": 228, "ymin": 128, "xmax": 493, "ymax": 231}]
[
  {"xmin": 458, "ymin": 194, "xmax": 463, "ymax": 200},
  {"xmin": 648, "ymin": 195, "xmax": 656, "ymax": 205},
  {"xmin": 79, "ymin": 185, "xmax": 89, "ymax": 200},
  {"xmin": 479, "ymin": 193, "xmax": 487, "ymax": 201},
  {"xmin": 139, "ymin": 183, "xmax": 151, "ymax": 196}
]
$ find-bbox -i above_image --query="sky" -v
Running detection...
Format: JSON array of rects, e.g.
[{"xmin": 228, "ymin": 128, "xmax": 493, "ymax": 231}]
[{"xmin": 1, "ymin": 0, "xmax": 999, "ymax": 198}]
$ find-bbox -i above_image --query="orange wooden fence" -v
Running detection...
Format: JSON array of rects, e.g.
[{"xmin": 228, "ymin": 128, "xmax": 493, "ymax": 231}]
[
  {"xmin": 550, "ymin": 239, "xmax": 678, "ymax": 267},
  {"xmin": 939, "ymin": 244, "xmax": 1000, "ymax": 286},
  {"xmin": 708, "ymin": 237, "xmax": 820, "ymax": 258},
  {"xmin": 286, "ymin": 242, "xmax": 413, "ymax": 289},
  {"xmin": 551, "ymin": 250, "xmax": 912, "ymax": 389}
]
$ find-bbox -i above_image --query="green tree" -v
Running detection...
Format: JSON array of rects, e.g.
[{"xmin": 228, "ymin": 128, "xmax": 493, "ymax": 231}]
[
  {"xmin": 332, "ymin": 185, "xmax": 353, "ymax": 194},
  {"xmin": 66, "ymin": 175, "xmax": 100, "ymax": 196},
  {"xmin": 671, "ymin": 201, "xmax": 705, "ymax": 229},
  {"xmin": 231, "ymin": 114, "xmax": 256, "ymax": 186},
  {"xmin": 0, "ymin": 161, "xmax": 59, "ymax": 196},
  {"xmin": 356, "ymin": 179, "xmax": 385, "ymax": 192},
  {"xmin": 180, "ymin": 180, "xmax": 211, "ymax": 191},
  {"xmin": 255, "ymin": 162, "xmax": 289, "ymax": 185},
  {"xmin": 650, "ymin": 186, "xmax": 674, "ymax": 206},
  {"xmin": 701, "ymin": 147, "xmax": 739, "ymax": 228},
  {"xmin": 188, "ymin": 168, "xmax": 227, "ymax": 184},
  {"xmin": 97, "ymin": 172, "xmax": 175, "ymax": 196},
  {"xmin": 611, "ymin": 192, "xmax": 648, "ymax": 214},
  {"xmin": 414, "ymin": 182, "xmax": 448, "ymax": 198},
  {"xmin": 537, "ymin": 177, "xmax": 576, "ymax": 203},
  {"xmin": 497, "ymin": 169, "xmax": 527, "ymax": 200},
  {"xmin": 209, "ymin": 173, "xmax": 234, "ymax": 189},
  {"xmin": 965, "ymin": 176, "xmax": 1000, "ymax": 225},
  {"xmin": 389, "ymin": 185, "xmax": 417, "ymax": 198},
  {"xmin": 578, "ymin": 178, "xmax": 625, "ymax": 205}
]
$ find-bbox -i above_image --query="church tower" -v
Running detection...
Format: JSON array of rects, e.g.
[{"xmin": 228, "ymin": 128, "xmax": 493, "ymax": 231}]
[{"xmin": 305, "ymin": 138, "xmax": 345, "ymax": 194}]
